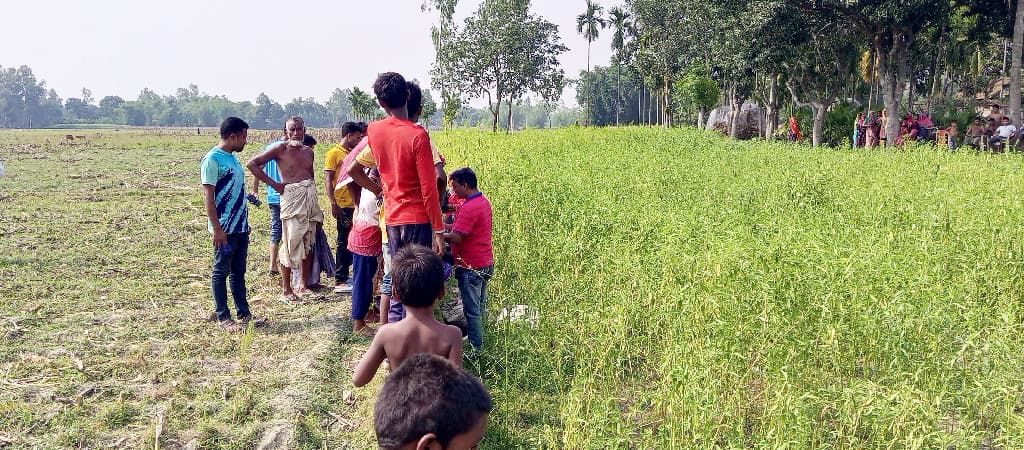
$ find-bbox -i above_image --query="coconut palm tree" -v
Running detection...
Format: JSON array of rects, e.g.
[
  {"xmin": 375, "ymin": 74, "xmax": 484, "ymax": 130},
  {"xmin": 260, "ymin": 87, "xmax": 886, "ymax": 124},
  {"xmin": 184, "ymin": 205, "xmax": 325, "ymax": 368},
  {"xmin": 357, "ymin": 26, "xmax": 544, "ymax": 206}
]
[
  {"xmin": 577, "ymin": 0, "xmax": 606, "ymax": 125},
  {"xmin": 609, "ymin": 6, "xmax": 631, "ymax": 126},
  {"xmin": 1010, "ymin": 0, "xmax": 1024, "ymax": 125}
]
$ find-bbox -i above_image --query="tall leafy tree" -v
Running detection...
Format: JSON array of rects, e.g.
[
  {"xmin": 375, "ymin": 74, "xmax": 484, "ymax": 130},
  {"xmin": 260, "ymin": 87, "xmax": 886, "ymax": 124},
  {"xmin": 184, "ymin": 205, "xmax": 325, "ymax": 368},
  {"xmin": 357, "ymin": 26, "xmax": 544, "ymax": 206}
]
[
  {"xmin": 348, "ymin": 87, "xmax": 380, "ymax": 122},
  {"xmin": 785, "ymin": 16, "xmax": 861, "ymax": 147},
  {"xmin": 424, "ymin": 0, "xmax": 462, "ymax": 130},
  {"xmin": 442, "ymin": 0, "xmax": 567, "ymax": 132},
  {"xmin": 577, "ymin": 0, "xmax": 606, "ymax": 125},
  {"xmin": 609, "ymin": 6, "xmax": 632, "ymax": 126},
  {"xmin": 326, "ymin": 88, "xmax": 353, "ymax": 127},
  {"xmin": 1010, "ymin": 0, "xmax": 1024, "ymax": 124}
]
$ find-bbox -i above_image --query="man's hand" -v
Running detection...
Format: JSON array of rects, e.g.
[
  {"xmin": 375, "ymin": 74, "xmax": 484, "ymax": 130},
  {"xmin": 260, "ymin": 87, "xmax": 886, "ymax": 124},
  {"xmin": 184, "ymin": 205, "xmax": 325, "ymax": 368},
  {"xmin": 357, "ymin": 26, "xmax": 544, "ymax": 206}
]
[
  {"xmin": 332, "ymin": 203, "xmax": 342, "ymax": 219},
  {"xmin": 433, "ymin": 233, "xmax": 445, "ymax": 256},
  {"xmin": 272, "ymin": 181, "xmax": 287, "ymax": 194},
  {"xmin": 213, "ymin": 228, "xmax": 228, "ymax": 251}
]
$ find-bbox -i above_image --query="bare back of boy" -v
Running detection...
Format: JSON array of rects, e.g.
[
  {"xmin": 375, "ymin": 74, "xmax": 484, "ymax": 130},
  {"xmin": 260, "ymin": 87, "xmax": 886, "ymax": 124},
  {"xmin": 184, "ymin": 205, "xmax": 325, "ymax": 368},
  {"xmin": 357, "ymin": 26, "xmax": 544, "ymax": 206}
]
[
  {"xmin": 353, "ymin": 313, "xmax": 463, "ymax": 387},
  {"xmin": 381, "ymin": 315, "xmax": 463, "ymax": 369}
]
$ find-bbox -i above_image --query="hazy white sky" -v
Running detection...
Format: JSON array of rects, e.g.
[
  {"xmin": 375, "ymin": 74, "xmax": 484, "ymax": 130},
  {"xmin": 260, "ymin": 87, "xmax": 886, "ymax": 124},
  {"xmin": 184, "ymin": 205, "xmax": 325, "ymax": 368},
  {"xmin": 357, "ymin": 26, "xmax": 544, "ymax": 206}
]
[{"xmin": 1, "ymin": 0, "xmax": 619, "ymax": 107}]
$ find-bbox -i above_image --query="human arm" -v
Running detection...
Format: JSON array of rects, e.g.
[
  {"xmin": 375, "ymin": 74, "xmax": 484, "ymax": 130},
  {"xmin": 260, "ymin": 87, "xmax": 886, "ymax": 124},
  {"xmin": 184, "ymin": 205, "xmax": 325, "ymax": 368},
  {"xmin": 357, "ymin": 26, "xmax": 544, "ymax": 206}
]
[
  {"xmin": 325, "ymin": 169, "xmax": 340, "ymax": 218},
  {"xmin": 252, "ymin": 175, "xmax": 260, "ymax": 198},
  {"xmin": 414, "ymin": 134, "xmax": 445, "ymax": 253},
  {"xmin": 348, "ymin": 162, "xmax": 382, "ymax": 198},
  {"xmin": 202, "ymin": 184, "xmax": 228, "ymax": 250},
  {"xmin": 443, "ymin": 230, "xmax": 466, "ymax": 244},
  {"xmin": 435, "ymin": 163, "xmax": 447, "ymax": 208},
  {"xmin": 352, "ymin": 333, "xmax": 387, "ymax": 387},
  {"xmin": 444, "ymin": 201, "xmax": 476, "ymax": 245},
  {"xmin": 245, "ymin": 143, "xmax": 287, "ymax": 193},
  {"xmin": 432, "ymin": 143, "xmax": 447, "ymax": 207},
  {"xmin": 448, "ymin": 326, "xmax": 464, "ymax": 368}
]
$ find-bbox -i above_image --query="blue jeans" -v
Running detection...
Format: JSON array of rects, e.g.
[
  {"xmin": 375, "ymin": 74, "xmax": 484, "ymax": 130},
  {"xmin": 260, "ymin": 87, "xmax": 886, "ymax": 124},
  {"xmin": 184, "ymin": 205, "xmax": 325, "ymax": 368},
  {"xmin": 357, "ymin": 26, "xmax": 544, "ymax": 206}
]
[
  {"xmin": 456, "ymin": 265, "xmax": 493, "ymax": 349},
  {"xmin": 351, "ymin": 253, "xmax": 378, "ymax": 321},
  {"xmin": 269, "ymin": 204, "xmax": 282, "ymax": 244},
  {"xmin": 212, "ymin": 232, "xmax": 251, "ymax": 321}
]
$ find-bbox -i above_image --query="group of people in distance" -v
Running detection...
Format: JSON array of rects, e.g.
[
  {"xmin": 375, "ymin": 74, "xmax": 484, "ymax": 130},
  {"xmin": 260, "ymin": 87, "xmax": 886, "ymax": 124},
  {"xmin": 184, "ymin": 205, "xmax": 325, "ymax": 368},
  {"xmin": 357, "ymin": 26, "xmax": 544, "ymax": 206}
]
[
  {"xmin": 850, "ymin": 104, "xmax": 1019, "ymax": 152},
  {"xmin": 963, "ymin": 104, "xmax": 1019, "ymax": 152},
  {"xmin": 198, "ymin": 71, "xmax": 495, "ymax": 449}
]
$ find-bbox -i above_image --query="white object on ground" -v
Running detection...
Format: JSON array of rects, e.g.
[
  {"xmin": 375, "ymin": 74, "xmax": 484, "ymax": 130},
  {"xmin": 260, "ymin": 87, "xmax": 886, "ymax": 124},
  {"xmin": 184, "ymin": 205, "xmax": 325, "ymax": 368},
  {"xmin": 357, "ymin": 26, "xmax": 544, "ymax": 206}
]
[
  {"xmin": 496, "ymin": 304, "xmax": 538, "ymax": 328},
  {"xmin": 0, "ymin": 160, "xmax": 5, "ymax": 178}
]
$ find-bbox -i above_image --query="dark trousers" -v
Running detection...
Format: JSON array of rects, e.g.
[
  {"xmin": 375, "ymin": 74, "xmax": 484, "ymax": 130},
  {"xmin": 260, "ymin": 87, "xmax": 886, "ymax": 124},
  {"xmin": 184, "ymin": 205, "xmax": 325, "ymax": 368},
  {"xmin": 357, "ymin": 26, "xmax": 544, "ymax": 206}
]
[
  {"xmin": 386, "ymin": 223, "xmax": 433, "ymax": 255},
  {"xmin": 386, "ymin": 223, "xmax": 434, "ymax": 321},
  {"xmin": 212, "ymin": 232, "xmax": 251, "ymax": 321},
  {"xmin": 335, "ymin": 208, "xmax": 354, "ymax": 282},
  {"xmin": 351, "ymin": 253, "xmax": 379, "ymax": 320}
]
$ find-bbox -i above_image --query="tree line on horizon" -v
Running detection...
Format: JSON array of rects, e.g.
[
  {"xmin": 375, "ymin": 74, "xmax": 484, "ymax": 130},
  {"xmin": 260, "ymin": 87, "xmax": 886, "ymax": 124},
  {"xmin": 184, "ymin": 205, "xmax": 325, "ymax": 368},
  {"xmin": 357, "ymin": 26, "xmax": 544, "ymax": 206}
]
[
  {"xmin": 425, "ymin": 0, "xmax": 1024, "ymax": 146},
  {"xmin": 0, "ymin": 64, "xmax": 588, "ymax": 131}
]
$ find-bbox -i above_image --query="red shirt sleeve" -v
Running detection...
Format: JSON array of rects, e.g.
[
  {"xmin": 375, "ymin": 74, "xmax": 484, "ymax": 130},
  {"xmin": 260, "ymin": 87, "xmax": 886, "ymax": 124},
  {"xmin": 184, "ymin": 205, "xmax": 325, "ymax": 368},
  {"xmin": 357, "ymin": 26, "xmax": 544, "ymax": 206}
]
[{"xmin": 414, "ymin": 131, "xmax": 444, "ymax": 231}]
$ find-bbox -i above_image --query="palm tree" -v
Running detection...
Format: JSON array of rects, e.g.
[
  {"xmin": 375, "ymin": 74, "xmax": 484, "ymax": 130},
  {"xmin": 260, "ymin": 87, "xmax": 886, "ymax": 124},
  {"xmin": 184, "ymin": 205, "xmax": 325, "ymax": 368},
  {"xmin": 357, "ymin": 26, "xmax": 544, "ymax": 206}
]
[
  {"xmin": 577, "ymin": 0, "xmax": 606, "ymax": 126},
  {"xmin": 609, "ymin": 6, "xmax": 631, "ymax": 126},
  {"xmin": 1010, "ymin": 0, "xmax": 1024, "ymax": 126},
  {"xmin": 348, "ymin": 87, "xmax": 376, "ymax": 122}
]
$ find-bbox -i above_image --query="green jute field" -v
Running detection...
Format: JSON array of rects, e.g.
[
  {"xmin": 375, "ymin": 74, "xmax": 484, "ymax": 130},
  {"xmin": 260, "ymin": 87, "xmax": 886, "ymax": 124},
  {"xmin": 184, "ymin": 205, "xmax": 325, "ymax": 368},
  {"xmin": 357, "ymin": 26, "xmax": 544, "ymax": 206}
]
[{"xmin": 3, "ymin": 127, "xmax": 1024, "ymax": 449}]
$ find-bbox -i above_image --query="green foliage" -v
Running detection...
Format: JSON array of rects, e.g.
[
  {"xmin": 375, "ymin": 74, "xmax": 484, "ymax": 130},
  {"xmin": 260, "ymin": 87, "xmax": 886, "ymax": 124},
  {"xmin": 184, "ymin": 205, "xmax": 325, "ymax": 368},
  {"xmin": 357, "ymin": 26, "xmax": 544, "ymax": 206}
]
[
  {"xmin": 438, "ymin": 0, "xmax": 567, "ymax": 132},
  {"xmin": 675, "ymin": 73, "xmax": 721, "ymax": 117},
  {"xmin": 348, "ymin": 87, "xmax": 382, "ymax": 123},
  {"xmin": 577, "ymin": 65, "xmax": 657, "ymax": 126},
  {"xmin": 0, "ymin": 65, "xmax": 63, "ymax": 127},
  {"xmin": 822, "ymin": 101, "xmax": 861, "ymax": 146}
]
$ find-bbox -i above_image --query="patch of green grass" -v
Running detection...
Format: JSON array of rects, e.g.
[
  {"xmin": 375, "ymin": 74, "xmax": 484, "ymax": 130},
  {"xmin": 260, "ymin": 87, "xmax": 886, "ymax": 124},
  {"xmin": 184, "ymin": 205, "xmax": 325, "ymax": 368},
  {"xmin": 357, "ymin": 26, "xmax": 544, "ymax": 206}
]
[
  {"xmin": 100, "ymin": 400, "xmax": 139, "ymax": 430},
  {"xmin": 6, "ymin": 127, "xmax": 1024, "ymax": 448}
]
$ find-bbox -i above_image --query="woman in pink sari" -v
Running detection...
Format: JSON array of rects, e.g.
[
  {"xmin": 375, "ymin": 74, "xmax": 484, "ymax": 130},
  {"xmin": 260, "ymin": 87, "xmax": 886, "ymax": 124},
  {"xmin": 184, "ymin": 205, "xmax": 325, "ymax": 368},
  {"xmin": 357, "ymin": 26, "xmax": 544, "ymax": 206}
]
[{"xmin": 864, "ymin": 111, "xmax": 880, "ymax": 148}]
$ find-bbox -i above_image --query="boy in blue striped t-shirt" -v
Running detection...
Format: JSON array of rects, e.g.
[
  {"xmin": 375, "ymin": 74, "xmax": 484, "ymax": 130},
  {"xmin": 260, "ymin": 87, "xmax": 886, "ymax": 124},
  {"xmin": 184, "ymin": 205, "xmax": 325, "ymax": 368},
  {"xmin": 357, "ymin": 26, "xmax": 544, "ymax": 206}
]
[{"xmin": 201, "ymin": 117, "xmax": 255, "ymax": 332}]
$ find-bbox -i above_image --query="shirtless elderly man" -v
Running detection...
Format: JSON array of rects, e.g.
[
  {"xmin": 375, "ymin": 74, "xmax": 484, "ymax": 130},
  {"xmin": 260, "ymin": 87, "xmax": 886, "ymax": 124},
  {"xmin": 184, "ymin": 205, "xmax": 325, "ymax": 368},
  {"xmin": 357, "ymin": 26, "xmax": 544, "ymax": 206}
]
[{"xmin": 246, "ymin": 116, "xmax": 323, "ymax": 302}]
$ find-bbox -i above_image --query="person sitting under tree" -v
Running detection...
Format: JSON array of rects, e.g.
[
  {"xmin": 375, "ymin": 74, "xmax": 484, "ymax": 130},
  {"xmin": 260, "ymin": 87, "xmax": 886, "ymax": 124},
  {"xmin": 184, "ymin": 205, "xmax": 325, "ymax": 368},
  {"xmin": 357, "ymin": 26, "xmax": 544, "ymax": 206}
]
[
  {"xmin": 989, "ymin": 116, "xmax": 1018, "ymax": 153},
  {"xmin": 964, "ymin": 118, "xmax": 986, "ymax": 150}
]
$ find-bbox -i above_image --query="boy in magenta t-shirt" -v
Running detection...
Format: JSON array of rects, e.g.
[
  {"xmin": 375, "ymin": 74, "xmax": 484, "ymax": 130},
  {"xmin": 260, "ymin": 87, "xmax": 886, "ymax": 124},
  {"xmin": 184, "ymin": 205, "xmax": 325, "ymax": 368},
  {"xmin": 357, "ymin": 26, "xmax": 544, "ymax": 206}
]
[{"xmin": 442, "ymin": 167, "xmax": 493, "ymax": 350}]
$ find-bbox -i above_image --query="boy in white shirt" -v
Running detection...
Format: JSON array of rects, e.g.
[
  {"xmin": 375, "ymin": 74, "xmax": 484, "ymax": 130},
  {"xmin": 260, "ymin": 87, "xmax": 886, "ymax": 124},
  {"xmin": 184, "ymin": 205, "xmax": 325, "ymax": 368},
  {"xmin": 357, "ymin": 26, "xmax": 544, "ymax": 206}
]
[{"xmin": 990, "ymin": 117, "xmax": 1018, "ymax": 152}]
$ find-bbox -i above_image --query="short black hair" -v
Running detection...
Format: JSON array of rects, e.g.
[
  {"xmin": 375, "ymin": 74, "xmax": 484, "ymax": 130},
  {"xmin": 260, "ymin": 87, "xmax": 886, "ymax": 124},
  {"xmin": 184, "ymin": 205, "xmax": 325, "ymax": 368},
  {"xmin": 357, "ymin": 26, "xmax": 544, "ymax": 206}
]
[
  {"xmin": 449, "ymin": 167, "xmax": 478, "ymax": 189},
  {"xmin": 373, "ymin": 72, "xmax": 409, "ymax": 109},
  {"xmin": 407, "ymin": 80, "xmax": 423, "ymax": 117},
  {"xmin": 341, "ymin": 122, "xmax": 362, "ymax": 136},
  {"xmin": 374, "ymin": 353, "xmax": 492, "ymax": 450},
  {"xmin": 220, "ymin": 117, "xmax": 249, "ymax": 139},
  {"xmin": 303, "ymin": 134, "xmax": 317, "ymax": 147},
  {"xmin": 358, "ymin": 122, "xmax": 369, "ymax": 133},
  {"xmin": 392, "ymin": 245, "xmax": 444, "ymax": 308}
]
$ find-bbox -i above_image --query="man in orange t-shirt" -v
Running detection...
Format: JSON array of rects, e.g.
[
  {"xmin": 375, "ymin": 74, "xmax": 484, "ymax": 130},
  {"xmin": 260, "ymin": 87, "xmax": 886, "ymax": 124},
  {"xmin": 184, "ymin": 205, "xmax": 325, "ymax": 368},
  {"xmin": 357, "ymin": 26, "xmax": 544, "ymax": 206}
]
[{"xmin": 352, "ymin": 72, "xmax": 444, "ymax": 259}]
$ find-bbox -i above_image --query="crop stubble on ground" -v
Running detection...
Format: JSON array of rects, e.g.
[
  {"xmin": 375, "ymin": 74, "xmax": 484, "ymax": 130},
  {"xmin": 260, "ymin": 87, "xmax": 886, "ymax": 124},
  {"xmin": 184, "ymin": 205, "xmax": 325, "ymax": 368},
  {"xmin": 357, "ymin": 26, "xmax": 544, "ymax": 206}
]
[{"xmin": 5, "ymin": 128, "xmax": 1024, "ymax": 448}]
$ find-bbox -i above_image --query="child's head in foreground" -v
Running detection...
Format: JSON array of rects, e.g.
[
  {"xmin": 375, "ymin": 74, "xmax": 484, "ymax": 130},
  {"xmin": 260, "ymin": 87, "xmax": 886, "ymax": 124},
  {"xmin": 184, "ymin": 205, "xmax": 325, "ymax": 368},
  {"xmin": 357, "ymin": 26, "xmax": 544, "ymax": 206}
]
[
  {"xmin": 392, "ymin": 245, "xmax": 444, "ymax": 308},
  {"xmin": 374, "ymin": 353, "xmax": 492, "ymax": 450}
]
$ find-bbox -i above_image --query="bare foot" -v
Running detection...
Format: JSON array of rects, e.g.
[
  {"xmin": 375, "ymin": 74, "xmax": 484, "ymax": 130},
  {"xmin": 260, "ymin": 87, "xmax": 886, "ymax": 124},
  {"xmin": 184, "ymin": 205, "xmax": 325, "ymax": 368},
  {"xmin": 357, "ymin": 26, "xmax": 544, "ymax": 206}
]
[
  {"xmin": 365, "ymin": 310, "xmax": 380, "ymax": 324},
  {"xmin": 219, "ymin": 319, "xmax": 241, "ymax": 333},
  {"xmin": 279, "ymin": 292, "xmax": 301, "ymax": 303}
]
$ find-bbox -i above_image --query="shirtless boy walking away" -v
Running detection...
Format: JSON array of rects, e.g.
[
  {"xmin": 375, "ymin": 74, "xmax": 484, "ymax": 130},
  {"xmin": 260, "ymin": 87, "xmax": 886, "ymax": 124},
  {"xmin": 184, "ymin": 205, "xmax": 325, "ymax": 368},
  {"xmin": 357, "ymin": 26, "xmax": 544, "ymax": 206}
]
[
  {"xmin": 246, "ymin": 116, "xmax": 323, "ymax": 302},
  {"xmin": 353, "ymin": 245, "xmax": 463, "ymax": 387}
]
